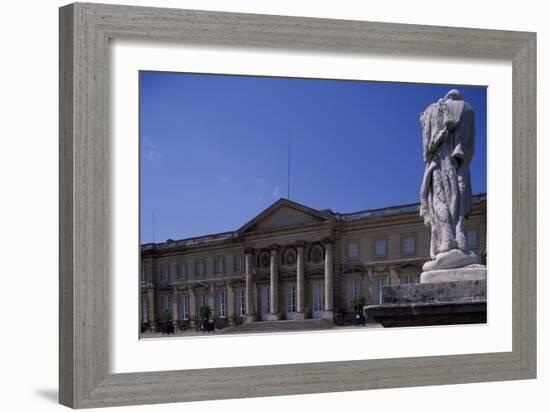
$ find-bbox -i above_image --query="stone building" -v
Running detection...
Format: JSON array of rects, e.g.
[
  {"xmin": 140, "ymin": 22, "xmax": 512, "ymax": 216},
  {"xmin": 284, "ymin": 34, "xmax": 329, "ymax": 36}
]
[{"xmin": 140, "ymin": 194, "xmax": 486, "ymax": 332}]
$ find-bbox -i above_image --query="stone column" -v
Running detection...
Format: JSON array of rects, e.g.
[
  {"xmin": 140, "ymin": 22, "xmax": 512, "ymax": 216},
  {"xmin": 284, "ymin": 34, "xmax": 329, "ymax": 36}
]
[
  {"xmin": 244, "ymin": 248, "xmax": 256, "ymax": 322},
  {"xmin": 147, "ymin": 288, "xmax": 157, "ymax": 332},
  {"xmin": 366, "ymin": 267, "xmax": 375, "ymax": 304},
  {"xmin": 364, "ymin": 267, "xmax": 374, "ymax": 323},
  {"xmin": 171, "ymin": 287, "xmax": 179, "ymax": 328},
  {"xmin": 140, "ymin": 293, "xmax": 148, "ymax": 324},
  {"xmin": 188, "ymin": 287, "xmax": 196, "ymax": 328},
  {"xmin": 323, "ymin": 238, "xmax": 334, "ymax": 321},
  {"xmin": 295, "ymin": 241, "xmax": 306, "ymax": 320},
  {"xmin": 268, "ymin": 244, "xmax": 281, "ymax": 321},
  {"xmin": 226, "ymin": 282, "xmax": 235, "ymax": 325},
  {"xmin": 389, "ymin": 267, "xmax": 400, "ymax": 285},
  {"xmin": 207, "ymin": 284, "xmax": 215, "ymax": 320}
]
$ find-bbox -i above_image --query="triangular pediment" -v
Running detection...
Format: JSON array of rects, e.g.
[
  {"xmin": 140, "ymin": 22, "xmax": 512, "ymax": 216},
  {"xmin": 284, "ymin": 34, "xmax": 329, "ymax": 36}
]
[{"xmin": 238, "ymin": 198, "xmax": 333, "ymax": 234}]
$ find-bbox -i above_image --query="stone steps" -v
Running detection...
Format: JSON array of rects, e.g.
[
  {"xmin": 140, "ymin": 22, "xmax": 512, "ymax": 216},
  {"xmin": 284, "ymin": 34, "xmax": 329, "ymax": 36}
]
[{"xmin": 220, "ymin": 319, "xmax": 336, "ymax": 334}]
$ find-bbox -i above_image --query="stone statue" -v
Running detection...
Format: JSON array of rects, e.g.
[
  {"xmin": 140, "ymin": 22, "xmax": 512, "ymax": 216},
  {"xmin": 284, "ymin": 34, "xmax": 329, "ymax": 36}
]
[{"xmin": 419, "ymin": 89, "xmax": 486, "ymax": 282}]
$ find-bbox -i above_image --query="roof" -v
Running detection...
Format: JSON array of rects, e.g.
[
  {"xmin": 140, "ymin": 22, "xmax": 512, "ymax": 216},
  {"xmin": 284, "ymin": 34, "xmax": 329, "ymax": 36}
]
[
  {"xmin": 237, "ymin": 197, "xmax": 334, "ymax": 233},
  {"xmin": 141, "ymin": 193, "xmax": 486, "ymax": 250},
  {"xmin": 338, "ymin": 193, "xmax": 486, "ymax": 222}
]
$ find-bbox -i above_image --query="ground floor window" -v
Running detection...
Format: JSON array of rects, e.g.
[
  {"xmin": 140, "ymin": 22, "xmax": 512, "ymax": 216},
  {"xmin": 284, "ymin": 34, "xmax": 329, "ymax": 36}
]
[
  {"xmin": 312, "ymin": 281, "xmax": 324, "ymax": 316},
  {"xmin": 374, "ymin": 276, "xmax": 389, "ymax": 304},
  {"xmin": 400, "ymin": 274, "xmax": 419, "ymax": 285},
  {"xmin": 260, "ymin": 286, "xmax": 270, "ymax": 320},
  {"xmin": 286, "ymin": 284, "xmax": 297, "ymax": 314},
  {"xmin": 346, "ymin": 278, "xmax": 361, "ymax": 309},
  {"xmin": 159, "ymin": 294, "xmax": 171, "ymax": 315},
  {"xmin": 216, "ymin": 290, "xmax": 226, "ymax": 317},
  {"xmin": 179, "ymin": 293, "xmax": 189, "ymax": 320},
  {"xmin": 195, "ymin": 291, "xmax": 206, "ymax": 318},
  {"xmin": 234, "ymin": 288, "xmax": 246, "ymax": 316}
]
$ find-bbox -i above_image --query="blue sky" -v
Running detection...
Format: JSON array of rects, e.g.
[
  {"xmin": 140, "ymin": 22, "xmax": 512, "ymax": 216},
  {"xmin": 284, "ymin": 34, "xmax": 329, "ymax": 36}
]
[{"xmin": 140, "ymin": 72, "xmax": 487, "ymax": 244}]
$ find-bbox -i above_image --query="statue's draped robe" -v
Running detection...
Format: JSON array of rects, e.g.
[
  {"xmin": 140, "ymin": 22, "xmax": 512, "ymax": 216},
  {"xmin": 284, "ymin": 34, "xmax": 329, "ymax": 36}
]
[{"xmin": 420, "ymin": 97, "xmax": 475, "ymax": 258}]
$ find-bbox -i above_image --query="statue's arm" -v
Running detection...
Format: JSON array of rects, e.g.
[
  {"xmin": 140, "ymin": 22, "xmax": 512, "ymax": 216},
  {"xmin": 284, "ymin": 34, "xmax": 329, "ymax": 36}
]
[{"xmin": 455, "ymin": 108, "xmax": 476, "ymax": 165}]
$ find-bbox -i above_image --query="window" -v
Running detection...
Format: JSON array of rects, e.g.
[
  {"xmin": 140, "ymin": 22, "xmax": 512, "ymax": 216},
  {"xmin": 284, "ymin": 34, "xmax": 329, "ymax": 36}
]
[
  {"xmin": 160, "ymin": 265, "xmax": 169, "ymax": 282},
  {"xmin": 179, "ymin": 293, "xmax": 189, "ymax": 320},
  {"xmin": 400, "ymin": 274, "xmax": 419, "ymax": 285},
  {"xmin": 374, "ymin": 239, "xmax": 387, "ymax": 258},
  {"xmin": 216, "ymin": 290, "xmax": 226, "ymax": 317},
  {"xmin": 177, "ymin": 262, "xmax": 187, "ymax": 280},
  {"xmin": 214, "ymin": 256, "xmax": 225, "ymax": 275},
  {"xmin": 234, "ymin": 255, "xmax": 245, "ymax": 273},
  {"xmin": 374, "ymin": 276, "xmax": 389, "ymax": 304},
  {"xmin": 195, "ymin": 260, "xmax": 205, "ymax": 278},
  {"xmin": 286, "ymin": 285, "xmax": 297, "ymax": 313},
  {"xmin": 401, "ymin": 235, "xmax": 416, "ymax": 255},
  {"xmin": 141, "ymin": 265, "xmax": 152, "ymax": 282},
  {"xmin": 347, "ymin": 242, "xmax": 359, "ymax": 261},
  {"xmin": 195, "ymin": 291, "xmax": 206, "ymax": 315},
  {"xmin": 312, "ymin": 282, "xmax": 323, "ymax": 313},
  {"xmin": 260, "ymin": 287, "xmax": 270, "ymax": 318},
  {"xmin": 234, "ymin": 288, "xmax": 246, "ymax": 316},
  {"xmin": 141, "ymin": 294, "xmax": 148, "ymax": 322},
  {"xmin": 466, "ymin": 229, "xmax": 478, "ymax": 249},
  {"xmin": 159, "ymin": 294, "xmax": 171, "ymax": 314},
  {"xmin": 347, "ymin": 278, "xmax": 360, "ymax": 309}
]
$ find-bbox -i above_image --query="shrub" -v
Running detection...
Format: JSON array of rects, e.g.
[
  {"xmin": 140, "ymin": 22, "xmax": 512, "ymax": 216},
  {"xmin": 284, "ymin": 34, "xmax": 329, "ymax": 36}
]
[
  {"xmin": 199, "ymin": 304, "xmax": 212, "ymax": 321},
  {"xmin": 351, "ymin": 296, "xmax": 366, "ymax": 314}
]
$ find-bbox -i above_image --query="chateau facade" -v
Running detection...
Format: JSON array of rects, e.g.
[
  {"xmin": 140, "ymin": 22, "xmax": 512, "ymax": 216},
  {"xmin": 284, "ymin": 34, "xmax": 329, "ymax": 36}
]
[{"xmin": 140, "ymin": 194, "xmax": 486, "ymax": 332}]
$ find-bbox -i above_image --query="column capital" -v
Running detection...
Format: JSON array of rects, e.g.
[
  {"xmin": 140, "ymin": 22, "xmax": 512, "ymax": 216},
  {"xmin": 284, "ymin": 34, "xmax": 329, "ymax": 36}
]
[
  {"xmin": 269, "ymin": 244, "xmax": 281, "ymax": 252},
  {"xmin": 294, "ymin": 240, "xmax": 306, "ymax": 248},
  {"xmin": 244, "ymin": 247, "xmax": 255, "ymax": 255},
  {"xmin": 323, "ymin": 237, "xmax": 334, "ymax": 245}
]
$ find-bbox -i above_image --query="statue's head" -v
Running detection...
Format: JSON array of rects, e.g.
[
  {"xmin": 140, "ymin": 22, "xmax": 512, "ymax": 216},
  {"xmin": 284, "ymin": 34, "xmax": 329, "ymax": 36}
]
[{"xmin": 444, "ymin": 89, "xmax": 463, "ymax": 101}]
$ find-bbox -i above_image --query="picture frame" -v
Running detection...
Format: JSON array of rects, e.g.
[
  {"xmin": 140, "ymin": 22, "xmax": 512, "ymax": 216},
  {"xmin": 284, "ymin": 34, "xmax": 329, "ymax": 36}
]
[{"xmin": 59, "ymin": 2, "xmax": 536, "ymax": 408}]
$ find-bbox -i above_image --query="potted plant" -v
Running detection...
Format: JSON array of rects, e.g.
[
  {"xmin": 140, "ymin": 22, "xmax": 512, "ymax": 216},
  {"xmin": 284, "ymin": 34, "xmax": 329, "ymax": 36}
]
[
  {"xmin": 199, "ymin": 305, "xmax": 214, "ymax": 332},
  {"xmin": 351, "ymin": 296, "xmax": 366, "ymax": 326},
  {"xmin": 160, "ymin": 309, "xmax": 174, "ymax": 334}
]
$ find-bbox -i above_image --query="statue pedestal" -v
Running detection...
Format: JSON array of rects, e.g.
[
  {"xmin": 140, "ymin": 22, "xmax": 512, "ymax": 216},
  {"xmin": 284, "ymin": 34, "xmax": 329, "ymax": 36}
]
[
  {"xmin": 420, "ymin": 264, "xmax": 486, "ymax": 284},
  {"xmin": 364, "ymin": 280, "xmax": 486, "ymax": 328}
]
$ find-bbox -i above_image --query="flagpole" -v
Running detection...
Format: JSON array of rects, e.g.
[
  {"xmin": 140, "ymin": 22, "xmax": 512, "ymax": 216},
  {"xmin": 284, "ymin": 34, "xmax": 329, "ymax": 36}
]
[
  {"xmin": 152, "ymin": 210, "xmax": 155, "ymax": 243},
  {"xmin": 287, "ymin": 132, "xmax": 291, "ymax": 200}
]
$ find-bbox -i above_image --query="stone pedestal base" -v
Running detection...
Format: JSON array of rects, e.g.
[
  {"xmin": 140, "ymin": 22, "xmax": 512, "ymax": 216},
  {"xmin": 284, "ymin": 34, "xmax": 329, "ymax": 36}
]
[
  {"xmin": 420, "ymin": 264, "xmax": 486, "ymax": 284},
  {"xmin": 294, "ymin": 312, "xmax": 306, "ymax": 320},
  {"xmin": 267, "ymin": 313, "xmax": 281, "ymax": 321},
  {"xmin": 322, "ymin": 311, "xmax": 334, "ymax": 321},
  {"xmin": 364, "ymin": 280, "xmax": 486, "ymax": 327},
  {"xmin": 244, "ymin": 315, "xmax": 256, "ymax": 323}
]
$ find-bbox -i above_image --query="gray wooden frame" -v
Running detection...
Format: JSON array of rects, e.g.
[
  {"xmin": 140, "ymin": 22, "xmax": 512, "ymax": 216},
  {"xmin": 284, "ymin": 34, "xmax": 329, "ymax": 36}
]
[{"xmin": 59, "ymin": 2, "xmax": 536, "ymax": 409}]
